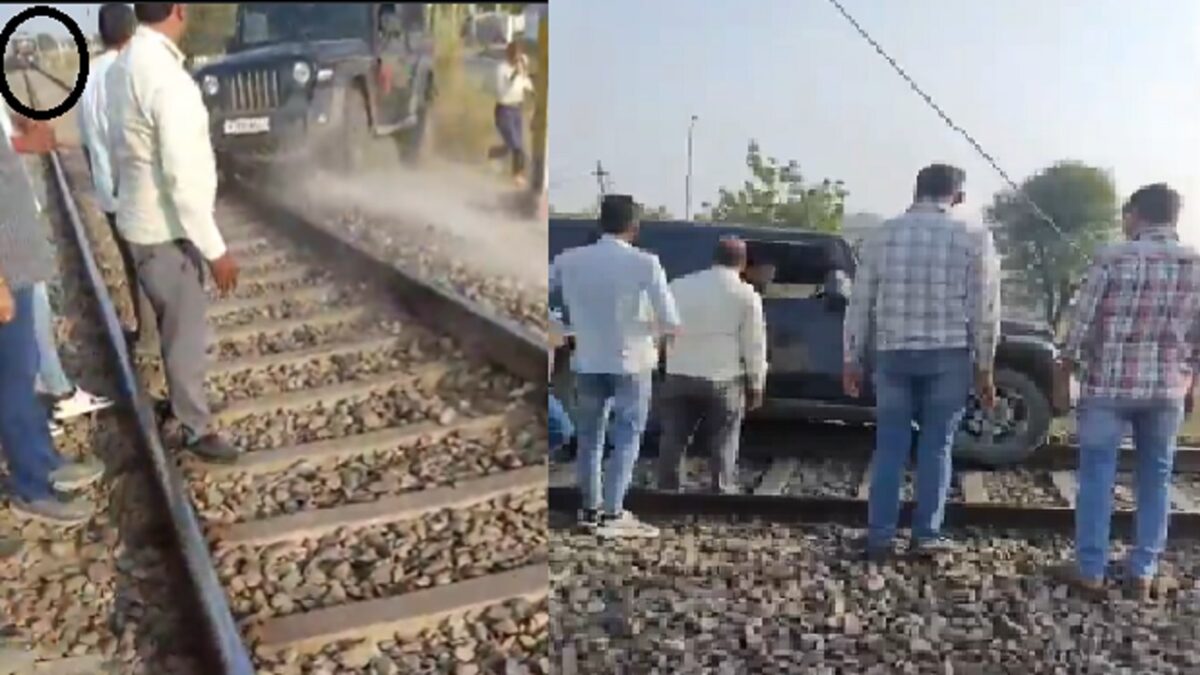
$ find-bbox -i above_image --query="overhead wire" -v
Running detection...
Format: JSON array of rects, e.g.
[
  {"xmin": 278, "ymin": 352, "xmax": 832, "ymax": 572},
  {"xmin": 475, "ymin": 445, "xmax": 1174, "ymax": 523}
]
[{"xmin": 824, "ymin": 0, "xmax": 1070, "ymax": 244}]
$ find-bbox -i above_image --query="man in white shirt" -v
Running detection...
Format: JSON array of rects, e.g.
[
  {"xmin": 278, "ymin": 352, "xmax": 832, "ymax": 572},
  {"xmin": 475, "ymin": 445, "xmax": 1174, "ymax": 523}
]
[
  {"xmin": 488, "ymin": 41, "xmax": 533, "ymax": 187},
  {"xmin": 658, "ymin": 237, "xmax": 767, "ymax": 494},
  {"xmin": 549, "ymin": 195, "xmax": 681, "ymax": 538},
  {"xmin": 80, "ymin": 3, "xmax": 158, "ymax": 359},
  {"xmin": 107, "ymin": 4, "xmax": 241, "ymax": 463}
]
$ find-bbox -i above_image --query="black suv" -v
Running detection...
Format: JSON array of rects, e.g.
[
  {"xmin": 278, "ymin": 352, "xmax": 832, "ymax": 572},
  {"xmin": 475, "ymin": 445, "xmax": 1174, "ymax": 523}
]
[
  {"xmin": 549, "ymin": 218, "xmax": 1072, "ymax": 466},
  {"xmin": 193, "ymin": 3, "xmax": 436, "ymax": 176}
]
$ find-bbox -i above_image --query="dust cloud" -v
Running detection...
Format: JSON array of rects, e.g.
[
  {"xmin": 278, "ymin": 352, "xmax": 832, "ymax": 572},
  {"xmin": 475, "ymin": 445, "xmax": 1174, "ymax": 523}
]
[{"xmin": 280, "ymin": 162, "xmax": 548, "ymax": 293}]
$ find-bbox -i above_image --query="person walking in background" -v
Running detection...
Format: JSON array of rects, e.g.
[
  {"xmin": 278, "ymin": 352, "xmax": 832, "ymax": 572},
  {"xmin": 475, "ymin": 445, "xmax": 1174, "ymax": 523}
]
[
  {"xmin": 106, "ymin": 3, "xmax": 241, "ymax": 463},
  {"xmin": 0, "ymin": 113, "xmax": 115, "ymax": 437},
  {"xmin": 657, "ymin": 237, "xmax": 767, "ymax": 494},
  {"xmin": 0, "ymin": 100, "xmax": 102, "ymax": 525},
  {"xmin": 549, "ymin": 195, "xmax": 681, "ymax": 538},
  {"xmin": 844, "ymin": 164, "xmax": 1000, "ymax": 561},
  {"xmin": 488, "ymin": 41, "xmax": 534, "ymax": 188},
  {"xmin": 1056, "ymin": 184, "xmax": 1200, "ymax": 600},
  {"xmin": 79, "ymin": 2, "xmax": 158, "ymax": 359}
]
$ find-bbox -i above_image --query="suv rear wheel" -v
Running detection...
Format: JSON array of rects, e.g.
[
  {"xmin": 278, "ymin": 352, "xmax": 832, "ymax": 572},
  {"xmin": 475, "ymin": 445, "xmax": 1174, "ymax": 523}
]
[{"xmin": 954, "ymin": 367, "xmax": 1051, "ymax": 466}]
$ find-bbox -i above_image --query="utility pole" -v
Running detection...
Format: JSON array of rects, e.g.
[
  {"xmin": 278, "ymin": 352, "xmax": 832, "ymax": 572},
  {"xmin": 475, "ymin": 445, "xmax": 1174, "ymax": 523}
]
[
  {"xmin": 685, "ymin": 115, "xmax": 698, "ymax": 220},
  {"xmin": 592, "ymin": 160, "xmax": 610, "ymax": 207}
]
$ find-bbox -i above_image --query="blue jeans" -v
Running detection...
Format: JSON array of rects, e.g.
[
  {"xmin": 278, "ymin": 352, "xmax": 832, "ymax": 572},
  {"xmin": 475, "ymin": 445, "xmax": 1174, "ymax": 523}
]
[
  {"xmin": 1075, "ymin": 398, "xmax": 1184, "ymax": 580},
  {"xmin": 867, "ymin": 348, "xmax": 971, "ymax": 548},
  {"xmin": 574, "ymin": 372, "xmax": 652, "ymax": 514},
  {"xmin": 548, "ymin": 393, "xmax": 574, "ymax": 452},
  {"xmin": 32, "ymin": 281, "xmax": 73, "ymax": 397},
  {"xmin": 0, "ymin": 286, "xmax": 65, "ymax": 501}
]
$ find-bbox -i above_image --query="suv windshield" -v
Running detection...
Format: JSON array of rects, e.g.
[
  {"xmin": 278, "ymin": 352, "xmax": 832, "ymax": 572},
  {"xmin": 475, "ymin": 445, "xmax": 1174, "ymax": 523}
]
[{"xmin": 237, "ymin": 3, "xmax": 370, "ymax": 46}]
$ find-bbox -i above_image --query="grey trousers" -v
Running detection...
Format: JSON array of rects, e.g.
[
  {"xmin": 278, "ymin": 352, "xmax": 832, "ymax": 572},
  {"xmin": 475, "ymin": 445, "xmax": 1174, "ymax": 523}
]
[
  {"xmin": 104, "ymin": 212, "xmax": 160, "ymax": 353},
  {"xmin": 127, "ymin": 240, "xmax": 212, "ymax": 438},
  {"xmin": 656, "ymin": 374, "xmax": 746, "ymax": 494}
]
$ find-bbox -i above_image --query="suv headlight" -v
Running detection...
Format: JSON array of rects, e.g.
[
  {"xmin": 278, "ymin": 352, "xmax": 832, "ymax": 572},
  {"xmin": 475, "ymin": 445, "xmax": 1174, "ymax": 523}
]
[
  {"xmin": 201, "ymin": 74, "xmax": 219, "ymax": 97},
  {"xmin": 292, "ymin": 61, "xmax": 312, "ymax": 85}
]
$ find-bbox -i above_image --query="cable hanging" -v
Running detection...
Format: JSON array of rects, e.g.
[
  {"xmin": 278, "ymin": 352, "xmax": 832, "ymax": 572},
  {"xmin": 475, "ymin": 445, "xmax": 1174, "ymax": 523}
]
[{"xmin": 825, "ymin": 0, "xmax": 1068, "ymax": 241}]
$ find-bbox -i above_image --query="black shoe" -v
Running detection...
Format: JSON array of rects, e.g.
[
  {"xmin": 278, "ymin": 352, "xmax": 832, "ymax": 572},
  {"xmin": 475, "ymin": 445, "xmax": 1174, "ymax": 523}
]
[
  {"xmin": 184, "ymin": 434, "xmax": 241, "ymax": 464},
  {"xmin": 576, "ymin": 508, "xmax": 600, "ymax": 533},
  {"xmin": 910, "ymin": 537, "xmax": 958, "ymax": 557}
]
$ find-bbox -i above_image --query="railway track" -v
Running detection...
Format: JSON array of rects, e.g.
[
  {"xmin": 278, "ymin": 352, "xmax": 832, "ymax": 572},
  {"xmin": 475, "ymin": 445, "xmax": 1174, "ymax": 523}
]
[
  {"xmin": 549, "ymin": 431, "xmax": 1200, "ymax": 538},
  {"xmin": 27, "ymin": 68, "xmax": 550, "ymax": 673}
]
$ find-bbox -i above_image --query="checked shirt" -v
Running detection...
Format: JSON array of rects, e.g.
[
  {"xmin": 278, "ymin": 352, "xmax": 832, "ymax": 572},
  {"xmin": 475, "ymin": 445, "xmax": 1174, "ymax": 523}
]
[
  {"xmin": 1063, "ymin": 226, "xmax": 1200, "ymax": 400},
  {"xmin": 844, "ymin": 201, "xmax": 1001, "ymax": 369}
]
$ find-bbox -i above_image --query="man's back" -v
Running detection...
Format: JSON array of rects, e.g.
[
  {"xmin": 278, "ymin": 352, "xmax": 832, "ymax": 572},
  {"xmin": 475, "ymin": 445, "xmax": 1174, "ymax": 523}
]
[
  {"xmin": 847, "ymin": 203, "xmax": 999, "ymax": 356},
  {"xmin": 551, "ymin": 236, "xmax": 673, "ymax": 374},
  {"xmin": 107, "ymin": 25, "xmax": 222, "ymax": 259},
  {"xmin": 1066, "ymin": 229, "xmax": 1200, "ymax": 399},
  {"xmin": 667, "ymin": 267, "xmax": 763, "ymax": 381}
]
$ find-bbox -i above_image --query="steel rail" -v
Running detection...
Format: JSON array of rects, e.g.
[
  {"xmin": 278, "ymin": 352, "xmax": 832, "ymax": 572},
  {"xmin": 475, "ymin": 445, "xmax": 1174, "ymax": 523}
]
[
  {"xmin": 548, "ymin": 486, "xmax": 1200, "ymax": 539},
  {"xmin": 26, "ymin": 69, "xmax": 257, "ymax": 674}
]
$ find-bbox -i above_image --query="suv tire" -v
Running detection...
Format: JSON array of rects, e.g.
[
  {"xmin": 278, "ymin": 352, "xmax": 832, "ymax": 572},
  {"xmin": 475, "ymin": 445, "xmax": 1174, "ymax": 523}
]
[{"xmin": 954, "ymin": 367, "xmax": 1051, "ymax": 466}]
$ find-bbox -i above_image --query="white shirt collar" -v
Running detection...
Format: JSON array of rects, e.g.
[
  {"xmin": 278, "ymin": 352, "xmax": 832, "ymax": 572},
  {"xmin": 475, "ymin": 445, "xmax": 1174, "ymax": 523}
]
[
  {"xmin": 600, "ymin": 234, "xmax": 632, "ymax": 248},
  {"xmin": 136, "ymin": 25, "xmax": 184, "ymax": 64}
]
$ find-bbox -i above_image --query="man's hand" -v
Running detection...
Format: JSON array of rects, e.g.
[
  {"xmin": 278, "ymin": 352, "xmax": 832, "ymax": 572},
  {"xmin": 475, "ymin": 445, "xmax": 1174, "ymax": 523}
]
[
  {"xmin": 842, "ymin": 364, "xmax": 862, "ymax": 398},
  {"xmin": 975, "ymin": 367, "xmax": 996, "ymax": 410},
  {"xmin": 208, "ymin": 253, "xmax": 239, "ymax": 296},
  {"xmin": 0, "ymin": 282, "xmax": 12, "ymax": 324},
  {"xmin": 12, "ymin": 122, "xmax": 56, "ymax": 155},
  {"xmin": 746, "ymin": 388, "xmax": 764, "ymax": 412}
]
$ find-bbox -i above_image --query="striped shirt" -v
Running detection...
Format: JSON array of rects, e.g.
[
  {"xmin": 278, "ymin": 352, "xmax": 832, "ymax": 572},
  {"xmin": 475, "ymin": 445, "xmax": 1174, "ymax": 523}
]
[
  {"xmin": 1063, "ymin": 227, "xmax": 1200, "ymax": 400},
  {"xmin": 844, "ymin": 201, "xmax": 1001, "ymax": 368},
  {"xmin": 0, "ymin": 114, "xmax": 53, "ymax": 289}
]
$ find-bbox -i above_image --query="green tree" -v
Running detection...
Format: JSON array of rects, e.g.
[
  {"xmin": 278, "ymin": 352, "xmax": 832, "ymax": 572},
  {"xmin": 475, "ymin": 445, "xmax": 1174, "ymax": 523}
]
[
  {"xmin": 35, "ymin": 33, "xmax": 57, "ymax": 53},
  {"xmin": 180, "ymin": 4, "xmax": 238, "ymax": 57},
  {"xmin": 987, "ymin": 161, "xmax": 1119, "ymax": 331},
  {"xmin": 701, "ymin": 140, "xmax": 848, "ymax": 232},
  {"xmin": 642, "ymin": 205, "xmax": 674, "ymax": 220}
]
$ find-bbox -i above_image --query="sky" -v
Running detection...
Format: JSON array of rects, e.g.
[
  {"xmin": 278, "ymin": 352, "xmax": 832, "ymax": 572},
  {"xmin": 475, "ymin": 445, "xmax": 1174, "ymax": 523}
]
[
  {"xmin": 549, "ymin": 0, "xmax": 1200, "ymax": 243},
  {"xmin": 0, "ymin": 4, "xmax": 100, "ymax": 38}
]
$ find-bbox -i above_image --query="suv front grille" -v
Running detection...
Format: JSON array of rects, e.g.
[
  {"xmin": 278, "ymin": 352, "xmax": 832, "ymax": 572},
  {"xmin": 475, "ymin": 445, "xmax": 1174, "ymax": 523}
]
[{"xmin": 220, "ymin": 69, "xmax": 282, "ymax": 113}]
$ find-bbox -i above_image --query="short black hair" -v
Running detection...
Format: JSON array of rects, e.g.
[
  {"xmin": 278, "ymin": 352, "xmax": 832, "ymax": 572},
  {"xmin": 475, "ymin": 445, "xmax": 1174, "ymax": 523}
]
[
  {"xmin": 915, "ymin": 163, "xmax": 966, "ymax": 201},
  {"xmin": 1129, "ymin": 183, "xmax": 1181, "ymax": 225},
  {"xmin": 134, "ymin": 3, "xmax": 175, "ymax": 24},
  {"xmin": 599, "ymin": 194, "xmax": 638, "ymax": 234},
  {"xmin": 99, "ymin": 3, "xmax": 136, "ymax": 47}
]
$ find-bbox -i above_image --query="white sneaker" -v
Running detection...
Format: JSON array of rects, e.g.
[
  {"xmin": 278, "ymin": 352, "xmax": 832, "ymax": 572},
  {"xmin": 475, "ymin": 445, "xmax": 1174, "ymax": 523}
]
[
  {"xmin": 596, "ymin": 512, "xmax": 659, "ymax": 539},
  {"xmin": 52, "ymin": 388, "xmax": 114, "ymax": 421}
]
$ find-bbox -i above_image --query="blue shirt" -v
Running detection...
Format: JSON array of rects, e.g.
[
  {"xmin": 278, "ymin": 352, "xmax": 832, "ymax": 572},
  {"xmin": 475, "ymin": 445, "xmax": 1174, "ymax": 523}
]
[
  {"xmin": 77, "ymin": 49, "xmax": 120, "ymax": 213},
  {"xmin": 549, "ymin": 235, "xmax": 681, "ymax": 374}
]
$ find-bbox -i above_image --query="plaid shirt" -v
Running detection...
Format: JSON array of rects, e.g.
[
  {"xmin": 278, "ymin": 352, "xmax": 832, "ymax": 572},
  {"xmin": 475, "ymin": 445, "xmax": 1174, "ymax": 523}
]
[
  {"xmin": 845, "ymin": 202, "xmax": 1001, "ymax": 368},
  {"xmin": 1063, "ymin": 226, "xmax": 1200, "ymax": 400}
]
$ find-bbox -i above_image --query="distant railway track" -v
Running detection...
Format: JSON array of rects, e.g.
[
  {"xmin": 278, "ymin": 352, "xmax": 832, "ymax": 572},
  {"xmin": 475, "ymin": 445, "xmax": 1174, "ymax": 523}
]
[{"xmin": 30, "ymin": 68, "xmax": 551, "ymax": 674}]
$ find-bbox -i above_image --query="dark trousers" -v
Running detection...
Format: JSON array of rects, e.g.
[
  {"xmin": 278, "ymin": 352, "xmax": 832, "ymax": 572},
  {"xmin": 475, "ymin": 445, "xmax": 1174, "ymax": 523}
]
[
  {"xmin": 127, "ymin": 240, "xmax": 212, "ymax": 438},
  {"xmin": 105, "ymin": 212, "xmax": 159, "ymax": 354},
  {"xmin": 0, "ymin": 286, "xmax": 64, "ymax": 501},
  {"xmin": 490, "ymin": 103, "xmax": 526, "ymax": 176},
  {"xmin": 656, "ymin": 374, "xmax": 745, "ymax": 494}
]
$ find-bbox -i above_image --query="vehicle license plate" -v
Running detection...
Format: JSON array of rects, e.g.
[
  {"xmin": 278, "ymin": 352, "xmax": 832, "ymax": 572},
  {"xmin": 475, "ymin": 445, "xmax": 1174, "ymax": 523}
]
[{"xmin": 223, "ymin": 117, "xmax": 270, "ymax": 135}]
